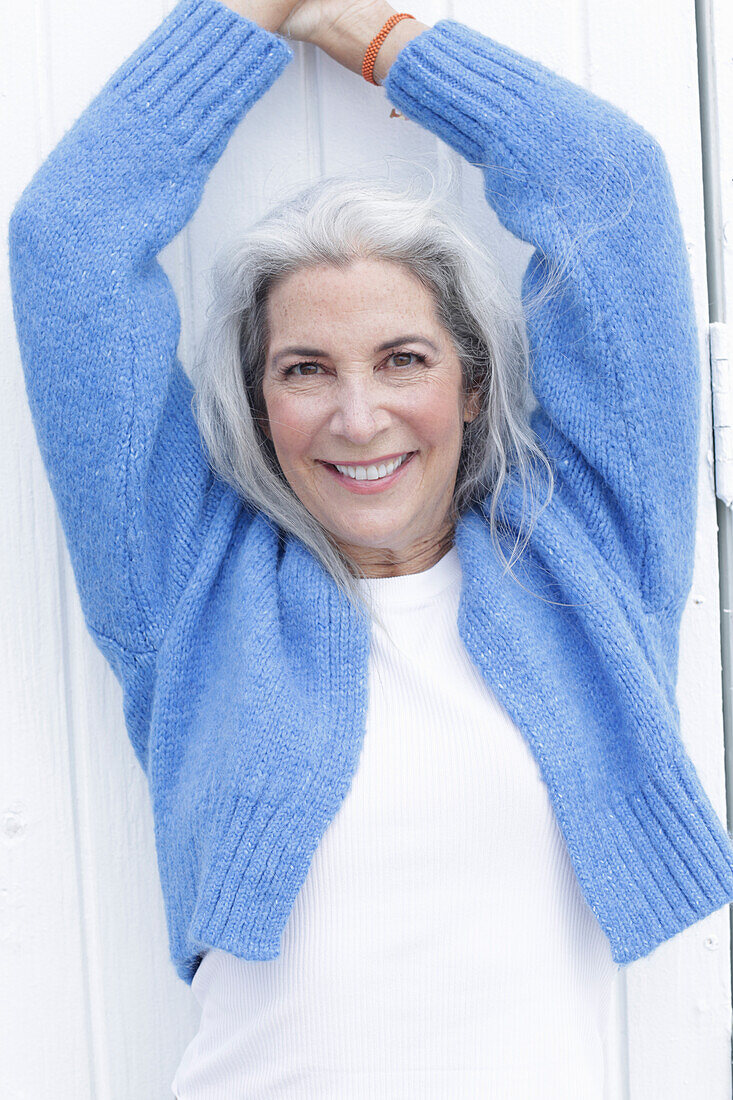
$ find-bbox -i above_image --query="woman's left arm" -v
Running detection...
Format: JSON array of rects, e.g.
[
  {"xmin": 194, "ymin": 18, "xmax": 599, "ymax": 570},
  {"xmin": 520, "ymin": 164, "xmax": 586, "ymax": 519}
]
[{"xmin": 314, "ymin": 9, "xmax": 701, "ymax": 616}]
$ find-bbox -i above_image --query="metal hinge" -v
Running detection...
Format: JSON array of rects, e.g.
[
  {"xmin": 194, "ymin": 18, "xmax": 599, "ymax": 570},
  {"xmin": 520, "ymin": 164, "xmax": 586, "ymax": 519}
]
[{"xmin": 711, "ymin": 321, "xmax": 733, "ymax": 507}]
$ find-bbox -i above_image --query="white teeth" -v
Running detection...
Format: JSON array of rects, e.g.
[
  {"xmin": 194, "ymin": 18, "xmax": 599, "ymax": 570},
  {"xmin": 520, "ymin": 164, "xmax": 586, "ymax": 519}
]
[{"xmin": 334, "ymin": 452, "xmax": 410, "ymax": 481}]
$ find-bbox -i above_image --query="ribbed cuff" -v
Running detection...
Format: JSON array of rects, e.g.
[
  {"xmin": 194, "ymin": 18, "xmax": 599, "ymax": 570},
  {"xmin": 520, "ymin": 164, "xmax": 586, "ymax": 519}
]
[
  {"xmin": 102, "ymin": 0, "xmax": 293, "ymax": 166},
  {"xmin": 383, "ymin": 18, "xmax": 655, "ymax": 186},
  {"xmin": 384, "ymin": 20, "xmax": 540, "ymax": 168},
  {"xmin": 577, "ymin": 751, "xmax": 733, "ymax": 965}
]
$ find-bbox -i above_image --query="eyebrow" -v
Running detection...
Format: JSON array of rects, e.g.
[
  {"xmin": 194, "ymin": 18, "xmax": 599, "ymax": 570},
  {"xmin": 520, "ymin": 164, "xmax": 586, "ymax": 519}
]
[{"xmin": 271, "ymin": 335, "xmax": 439, "ymax": 364}]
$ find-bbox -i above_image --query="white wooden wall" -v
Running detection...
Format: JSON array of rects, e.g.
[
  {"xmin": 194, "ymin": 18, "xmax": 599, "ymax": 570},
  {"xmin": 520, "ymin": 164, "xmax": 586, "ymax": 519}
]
[{"xmin": 2, "ymin": 0, "xmax": 731, "ymax": 1096}]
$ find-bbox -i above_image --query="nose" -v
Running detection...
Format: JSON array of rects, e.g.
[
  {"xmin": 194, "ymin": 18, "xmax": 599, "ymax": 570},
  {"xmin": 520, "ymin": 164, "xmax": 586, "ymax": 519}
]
[{"xmin": 327, "ymin": 377, "xmax": 388, "ymax": 444}]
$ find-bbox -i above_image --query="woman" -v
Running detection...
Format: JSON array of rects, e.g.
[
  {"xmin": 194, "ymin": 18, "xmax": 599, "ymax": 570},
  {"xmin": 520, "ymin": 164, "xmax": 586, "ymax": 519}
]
[{"xmin": 8, "ymin": 0, "xmax": 733, "ymax": 1095}]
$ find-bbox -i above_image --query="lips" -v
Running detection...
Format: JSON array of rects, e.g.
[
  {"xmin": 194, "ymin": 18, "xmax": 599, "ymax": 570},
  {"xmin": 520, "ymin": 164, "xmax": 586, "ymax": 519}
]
[
  {"xmin": 321, "ymin": 450, "xmax": 414, "ymax": 470},
  {"xmin": 328, "ymin": 451, "xmax": 412, "ymax": 476},
  {"xmin": 320, "ymin": 450, "xmax": 417, "ymax": 493}
]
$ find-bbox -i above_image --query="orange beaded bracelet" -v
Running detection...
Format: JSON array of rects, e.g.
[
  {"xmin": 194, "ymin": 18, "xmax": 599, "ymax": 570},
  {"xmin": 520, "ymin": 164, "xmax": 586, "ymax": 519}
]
[{"xmin": 361, "ymin": 13, "xmax": 416, "ymax": 85}]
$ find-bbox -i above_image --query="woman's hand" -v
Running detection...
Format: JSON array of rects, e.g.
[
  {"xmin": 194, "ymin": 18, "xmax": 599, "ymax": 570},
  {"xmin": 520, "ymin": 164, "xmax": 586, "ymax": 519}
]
[
  {"xmin": 219, "ymin": 0, "xmax": 428, "ymax": 84},
  {"xmin": 278, "ymin": 0, "xmax": 389, "ymax": 45},
  {"xmin": 278, "ymin": 0, "xmax": 428, "ymax": 83},
  {"xmin": 218, "ymin": 1, "xmax": 305, "ymax": 34}
]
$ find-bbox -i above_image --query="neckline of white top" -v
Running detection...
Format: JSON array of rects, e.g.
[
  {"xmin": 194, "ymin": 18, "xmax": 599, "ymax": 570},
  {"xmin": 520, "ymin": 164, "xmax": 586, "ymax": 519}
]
[{"xmin": 355, "ymin": 543, "xmax": 462, "ymax": 607}]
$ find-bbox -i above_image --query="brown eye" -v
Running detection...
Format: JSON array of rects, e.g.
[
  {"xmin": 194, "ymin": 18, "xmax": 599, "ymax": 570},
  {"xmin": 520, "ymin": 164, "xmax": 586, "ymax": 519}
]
[
  {"xmin": 389, "ymin": 352, "xmax": 426, "ymax": 368},
  {"xmin": 284, "ymin": 361, "xmax": 322, "ymax": 377}
]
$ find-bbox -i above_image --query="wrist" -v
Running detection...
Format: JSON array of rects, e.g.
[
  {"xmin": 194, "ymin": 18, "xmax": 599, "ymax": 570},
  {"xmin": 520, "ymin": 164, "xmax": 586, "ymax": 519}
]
[
  {"xmin": 220, "ymin": 1, "xmax": 293, "ymax": 34},
  {"xmin": 316, "ymin": 5, "xmax": 429, "ymax": 84},
  {"xmin": 371, "ymin": 13, "xmax": 428, "ymax": 85}
]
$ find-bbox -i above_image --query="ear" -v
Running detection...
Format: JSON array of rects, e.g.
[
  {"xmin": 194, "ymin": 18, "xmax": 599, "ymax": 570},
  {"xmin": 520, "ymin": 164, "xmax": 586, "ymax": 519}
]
[{"xmin": 463, "ymin": 389, "xmax": 481, "ymax": 424}]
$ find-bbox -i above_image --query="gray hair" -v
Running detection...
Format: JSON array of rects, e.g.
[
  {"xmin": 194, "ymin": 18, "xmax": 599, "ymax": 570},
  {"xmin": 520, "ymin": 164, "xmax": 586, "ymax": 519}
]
[{"xmin": 190, "ymin": 168, "xmax": 555, "ymax": 625}]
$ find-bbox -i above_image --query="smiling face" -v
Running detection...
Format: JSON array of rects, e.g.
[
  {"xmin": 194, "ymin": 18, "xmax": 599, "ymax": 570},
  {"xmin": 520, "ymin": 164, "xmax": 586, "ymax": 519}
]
[{"xmin": 260, "ymin": 258, "xmax": 480, "ymax": 576}]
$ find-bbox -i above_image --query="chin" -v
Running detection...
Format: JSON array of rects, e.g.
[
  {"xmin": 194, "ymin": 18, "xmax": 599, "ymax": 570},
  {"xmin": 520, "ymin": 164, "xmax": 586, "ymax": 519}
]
[{"xmin": 333, "ymin": 530, "xmax": 405, "ymax": 552}]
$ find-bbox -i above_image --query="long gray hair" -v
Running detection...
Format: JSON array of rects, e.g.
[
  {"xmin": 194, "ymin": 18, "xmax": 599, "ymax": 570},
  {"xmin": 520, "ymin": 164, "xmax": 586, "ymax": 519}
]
[{"xmin": 190, "ymin": 168, "xmax": 555, "ymax": 622}]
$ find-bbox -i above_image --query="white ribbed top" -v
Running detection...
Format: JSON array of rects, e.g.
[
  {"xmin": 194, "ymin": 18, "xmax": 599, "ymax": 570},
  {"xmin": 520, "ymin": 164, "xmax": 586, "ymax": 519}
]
[{"xmin": 171, "ymin": 545, "xmax": 618, "ymax": 1099}]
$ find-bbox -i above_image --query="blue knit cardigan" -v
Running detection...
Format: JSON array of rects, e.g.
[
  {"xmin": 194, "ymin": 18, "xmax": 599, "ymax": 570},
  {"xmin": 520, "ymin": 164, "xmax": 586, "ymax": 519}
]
[{"xmin": 9, "ymin": 0, "xmax": 733, "ymax": 984}]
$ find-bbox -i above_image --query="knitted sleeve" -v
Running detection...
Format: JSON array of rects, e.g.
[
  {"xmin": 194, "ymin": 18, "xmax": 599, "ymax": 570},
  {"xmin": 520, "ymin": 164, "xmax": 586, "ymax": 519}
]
[
  {"xmin": 384, "ymin": 22, "xmax": 700, "ymax": 615},
  {"xmin": 7, "ymin": 0, "xmax": 293, "ymax": 653}
]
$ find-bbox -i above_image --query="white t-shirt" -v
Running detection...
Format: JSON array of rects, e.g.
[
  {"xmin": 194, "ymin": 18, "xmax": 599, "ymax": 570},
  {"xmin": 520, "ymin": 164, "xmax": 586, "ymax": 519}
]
[{"xmin": 172, "ymin": 544, "xmax": 618, "ymax": 1099}]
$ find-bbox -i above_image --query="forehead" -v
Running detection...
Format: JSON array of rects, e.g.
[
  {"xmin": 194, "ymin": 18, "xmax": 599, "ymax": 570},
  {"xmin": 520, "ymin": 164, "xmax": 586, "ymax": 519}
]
[{"xmin": 266, "ymin": 259, "xmax": 438, "ymax": 333}]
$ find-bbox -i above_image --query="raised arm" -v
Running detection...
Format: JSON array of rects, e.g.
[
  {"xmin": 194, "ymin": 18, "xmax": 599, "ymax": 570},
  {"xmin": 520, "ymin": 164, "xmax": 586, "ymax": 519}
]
[
  {"xmin": 8, "ymin": 0, "xmax": 294, "ymax": 656},
  {"xmin": 374, "ymin": 18, "xmax": 699, "ymax": 618}
]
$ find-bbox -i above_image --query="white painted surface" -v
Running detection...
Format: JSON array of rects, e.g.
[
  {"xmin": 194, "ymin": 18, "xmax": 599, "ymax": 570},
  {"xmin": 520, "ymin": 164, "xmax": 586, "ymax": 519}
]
[
  {"xmin": 1, "ymin": 1, "xmax": 730, "ymax": 1096},
  {"xmin": 710, "ymin": 0, "xmax": 733, "ymax": 330}
]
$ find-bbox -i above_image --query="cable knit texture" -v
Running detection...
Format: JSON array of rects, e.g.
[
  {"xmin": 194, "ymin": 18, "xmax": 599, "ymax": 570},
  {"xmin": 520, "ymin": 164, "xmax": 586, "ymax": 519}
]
[{"xmin": 8, "ymin": 0, "xmax": 733, "ymax": 983}]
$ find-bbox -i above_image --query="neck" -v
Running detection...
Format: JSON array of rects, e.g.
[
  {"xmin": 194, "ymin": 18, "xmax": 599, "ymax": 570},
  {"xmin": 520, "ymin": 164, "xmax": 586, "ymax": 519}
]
[{"xmin": 337, "ymin": 524, "xmax": 456, "ymax": 579}]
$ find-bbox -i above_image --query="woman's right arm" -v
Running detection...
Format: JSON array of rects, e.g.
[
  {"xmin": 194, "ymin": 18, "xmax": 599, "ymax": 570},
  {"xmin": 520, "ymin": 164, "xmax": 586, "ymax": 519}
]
[{"xmin": 8, "ymin": 0, "xmax": 293, "ymax": 657}]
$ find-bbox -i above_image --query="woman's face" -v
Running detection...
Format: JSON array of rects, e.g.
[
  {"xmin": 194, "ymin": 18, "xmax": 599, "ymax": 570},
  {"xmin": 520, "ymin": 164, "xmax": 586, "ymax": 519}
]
[{"xmin": 260, "ymin": 258, "xmax": 480, "ymax": 571}]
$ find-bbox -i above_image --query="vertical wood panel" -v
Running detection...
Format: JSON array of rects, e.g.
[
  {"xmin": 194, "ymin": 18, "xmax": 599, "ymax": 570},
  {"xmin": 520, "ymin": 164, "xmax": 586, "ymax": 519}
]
[
  {"xmin": 3, "ymin": 0, "xmax": 731, "ymax": 1096},
  {"xmin": 1, "ymin": 0, "xmax": 94, "ymax": 1094},
  {"xmin": 709, "ymin": 0, "xmax": 732, "ymax": 327}
]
